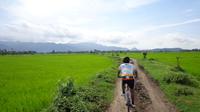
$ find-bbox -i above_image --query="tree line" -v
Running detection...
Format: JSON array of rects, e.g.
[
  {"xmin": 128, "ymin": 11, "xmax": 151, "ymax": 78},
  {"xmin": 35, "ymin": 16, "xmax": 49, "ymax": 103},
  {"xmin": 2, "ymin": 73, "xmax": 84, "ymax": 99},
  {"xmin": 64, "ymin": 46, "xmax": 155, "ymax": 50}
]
[{"xmin": 0, "ymin": 49, "xmax": 37, "ymax": 55}]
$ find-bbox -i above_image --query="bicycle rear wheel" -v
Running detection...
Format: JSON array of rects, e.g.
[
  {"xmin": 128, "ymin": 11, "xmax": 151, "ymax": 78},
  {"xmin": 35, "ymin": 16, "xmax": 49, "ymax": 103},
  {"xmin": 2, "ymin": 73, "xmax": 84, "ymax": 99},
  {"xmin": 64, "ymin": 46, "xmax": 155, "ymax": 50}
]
[{"xmin": 127, "ymin": 106, "xmax": 130, "ymax": 112}]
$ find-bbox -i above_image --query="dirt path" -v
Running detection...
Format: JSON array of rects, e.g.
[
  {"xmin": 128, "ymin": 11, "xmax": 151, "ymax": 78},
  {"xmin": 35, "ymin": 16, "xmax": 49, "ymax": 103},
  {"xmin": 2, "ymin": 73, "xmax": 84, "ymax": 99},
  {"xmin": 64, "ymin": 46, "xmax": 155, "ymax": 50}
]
[
  {"xmin": 107, "ymin": 59, "xmax": 177, "ymax": 112},
  {"xmin": 106, "ymin": 78, "xmax": 127, "ymax": 112}
]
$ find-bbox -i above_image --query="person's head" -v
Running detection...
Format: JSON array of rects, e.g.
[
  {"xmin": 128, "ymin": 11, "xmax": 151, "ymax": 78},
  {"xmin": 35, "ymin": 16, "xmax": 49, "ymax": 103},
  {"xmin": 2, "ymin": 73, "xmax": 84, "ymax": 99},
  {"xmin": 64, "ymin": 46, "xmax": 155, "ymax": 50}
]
[{"xmin": 123, "ymin": 57, "xmax": 130, "ymax": 63}]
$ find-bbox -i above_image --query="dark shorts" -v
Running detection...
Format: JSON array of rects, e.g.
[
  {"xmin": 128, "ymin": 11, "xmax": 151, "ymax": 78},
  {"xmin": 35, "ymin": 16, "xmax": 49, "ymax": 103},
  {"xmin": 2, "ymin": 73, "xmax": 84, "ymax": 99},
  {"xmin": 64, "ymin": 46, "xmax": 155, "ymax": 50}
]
[{"xmin": 122, "ymin": 79, "xmax": 135, "ymax": 89}]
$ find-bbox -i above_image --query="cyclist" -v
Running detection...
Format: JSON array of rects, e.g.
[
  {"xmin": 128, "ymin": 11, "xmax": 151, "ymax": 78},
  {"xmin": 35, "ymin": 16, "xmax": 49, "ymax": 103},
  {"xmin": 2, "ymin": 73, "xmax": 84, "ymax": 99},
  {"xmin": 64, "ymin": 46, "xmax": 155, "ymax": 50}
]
[{"xmin": 118, "ymin": 57, "xmax": 138, "ymax": 107}]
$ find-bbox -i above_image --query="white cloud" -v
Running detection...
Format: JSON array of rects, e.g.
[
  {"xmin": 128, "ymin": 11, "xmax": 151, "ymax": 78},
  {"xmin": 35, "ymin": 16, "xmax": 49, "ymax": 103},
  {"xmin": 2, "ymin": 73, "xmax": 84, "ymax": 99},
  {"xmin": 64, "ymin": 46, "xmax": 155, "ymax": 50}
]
[
  {"xmin": 1, "ymin": 0, "xmax": 200, "ymax": 49},
  {"xmin": 0, "ymin": 20, "xmax": 81, "ymax": 43},
  {"xmin": 123, "ymin": 0, "xmax": 157, "ymax": 10},
  {"xmin": 155, "ymin": 18, "xmax": 200, "ymax": 28},
  {"xmin": 184, "ymin": 9, "xmax": 193, "ymax": 13},
  {"xmin": 0, "ymin": 0, "xmax": 158, "ymax": 42},
  {"xmin": 1, "ymin": 18, "xmax": 200, "ymax": 49},
  {"xmin": 3, "ymin": 0, "xmax": 158, "ymax": 24},
  {"xmin": 108, "ymin": 32, "xmax": 200, "ymax": 49},
  {"xmin": 142, "ymin": 18, "xmax": 200, "ymax": 32},
  {"xmin": 153, "ymin": 33, "xmax": 200, "ymax": 49}
]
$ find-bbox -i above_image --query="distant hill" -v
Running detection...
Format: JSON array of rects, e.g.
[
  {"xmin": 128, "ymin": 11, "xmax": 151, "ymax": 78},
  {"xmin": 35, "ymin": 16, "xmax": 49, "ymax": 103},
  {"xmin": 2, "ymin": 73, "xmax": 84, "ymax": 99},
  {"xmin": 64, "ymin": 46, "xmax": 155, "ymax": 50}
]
[
  {"xmin": 0, "ymin": 41, "xmax": 128, "ymax": 52},
  {"xmin": 151, "ymin": 48, "xmax": 183, "ymax": 52},
  {"xmin": 130, "ymin": 47, "xmax": 138, "ymax": 51}
]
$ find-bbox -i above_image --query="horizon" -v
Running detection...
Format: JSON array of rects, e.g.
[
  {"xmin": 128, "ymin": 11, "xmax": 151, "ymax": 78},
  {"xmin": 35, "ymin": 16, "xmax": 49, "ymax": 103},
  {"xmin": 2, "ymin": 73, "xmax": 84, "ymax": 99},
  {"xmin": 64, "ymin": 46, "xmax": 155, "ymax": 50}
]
[
  {"xmin": 0, "ymin": 0, "xmax": 200, "ymax": 49},
  {"xmin": 1, "ymin": 40, "xmax": 198, "ymax": 51}
]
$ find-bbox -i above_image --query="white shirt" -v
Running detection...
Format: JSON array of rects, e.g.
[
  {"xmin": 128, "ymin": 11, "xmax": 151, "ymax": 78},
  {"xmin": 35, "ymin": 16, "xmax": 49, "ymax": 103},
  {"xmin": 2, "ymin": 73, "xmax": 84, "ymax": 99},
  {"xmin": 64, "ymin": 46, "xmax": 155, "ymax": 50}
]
[{"xmin": 119, "ymin": 63, "xmax": 135, "ymax": 75}]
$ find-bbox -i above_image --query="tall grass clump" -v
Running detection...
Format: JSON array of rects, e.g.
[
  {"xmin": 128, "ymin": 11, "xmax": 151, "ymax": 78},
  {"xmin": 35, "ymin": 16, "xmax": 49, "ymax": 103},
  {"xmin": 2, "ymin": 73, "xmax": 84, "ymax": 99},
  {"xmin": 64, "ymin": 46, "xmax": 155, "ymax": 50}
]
[
  {"xmin": 48, "ymin": 67, "xmax": 116, "ymax": 112},
  {"xmin": 175, "ymin": 87, "xmax": 194, "ymax": 96},
  {"xmin": 163, "ymin": 71, "xmax": 199, "ymax": 88}
]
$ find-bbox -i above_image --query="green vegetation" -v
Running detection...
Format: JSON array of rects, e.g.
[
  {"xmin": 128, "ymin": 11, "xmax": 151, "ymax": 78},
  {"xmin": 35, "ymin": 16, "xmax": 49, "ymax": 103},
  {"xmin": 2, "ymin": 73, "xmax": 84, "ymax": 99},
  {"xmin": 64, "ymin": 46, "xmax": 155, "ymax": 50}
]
[
  {"xmin": 0, "ymin": 54, "xmax": 115, "ymax": 112},
  {"xmin": 2, "ymin": 51, "xmax": 199, "ymax": 112},
  {"xmin": 49, "ymin": 67, "xmax": 116, "ymax": 112},
  {"xmin": 139, "ymin": 52, "xmax": 200, "ymax": 78},
  {"xmin": 127, "ymin": 52, "xmax": 200, "ymax": 112}
]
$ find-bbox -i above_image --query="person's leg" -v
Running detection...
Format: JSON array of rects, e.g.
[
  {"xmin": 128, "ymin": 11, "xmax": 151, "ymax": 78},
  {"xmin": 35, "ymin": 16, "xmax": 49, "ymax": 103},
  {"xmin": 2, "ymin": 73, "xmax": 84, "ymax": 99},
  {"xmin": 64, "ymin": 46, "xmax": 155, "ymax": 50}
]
[
  {"xmin": 128, "ymin": 80, "xmax": 135, "ymax": 104},
  {"xmin": 130, "ymin": 88, "xmax": 134, "ymax": 104},
  {"xmin": 122, "ymin": 80, "xmax": 125, "ymax": 94},
  {"xmin": 125, "ymin": 87, "xmax": 132, "ymax": 105}
]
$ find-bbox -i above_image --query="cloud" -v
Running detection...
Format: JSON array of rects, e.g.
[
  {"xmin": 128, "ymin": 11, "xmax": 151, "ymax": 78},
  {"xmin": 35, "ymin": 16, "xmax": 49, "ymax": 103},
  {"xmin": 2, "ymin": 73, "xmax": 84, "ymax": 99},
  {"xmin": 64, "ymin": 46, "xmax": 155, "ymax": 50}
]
[
  {"xmin": 87, "ymin": 18, "xmax": 200, "ymax": 49},
  {"xmin": 1, "ymin": 19, "xmax": 200, "ymax": 49},
  {"xmin": 0, "ymin": 21, "xmax": 81, "ymax": 43},
  {"xmin": 156, "ymin": 33, "xmax": 199, "ymax": 49},
  {"xmin": 84, "ymin": 30, "xmax": 200, "ymax": 49},
  {"xmin": 1, "ymin": 0, "xmax": 200, "ymax": 49},
  {"xmin": 134, "ymin": 33, "xmax": 200, "ymax": 49},
  {"xmin": 122, "ymin": 0, "xmax": 158, "ymax": 10},
  {"xmin": 143, "ymin": 18, "xmax": 200, "ymax": 32},
  {"xmin": 184, "ymin": 9, "xmax": 193, "ymax": 13},
  {"xmin": 156, "ymin": 18, "xmax": 200, "ymax": 28},
  {"xmin": 2, "ymin": 0, "xmax": 158, "ymax": 24},
  {"xmin": 0, "ymin": 0, "xmax": 158, "ymax": 43}
]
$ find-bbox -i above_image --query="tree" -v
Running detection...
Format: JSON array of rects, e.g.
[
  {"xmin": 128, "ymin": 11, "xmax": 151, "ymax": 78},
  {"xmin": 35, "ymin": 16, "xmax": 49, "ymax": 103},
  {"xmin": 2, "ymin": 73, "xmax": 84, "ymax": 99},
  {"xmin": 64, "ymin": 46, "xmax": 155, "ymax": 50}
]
[
  {"xmin": 51, "ymin": 50, "xmax": 56, "ymax": 53},
  {"xmin": 142, "ymin": 51, "xmax": 147, "ymax": 59}
]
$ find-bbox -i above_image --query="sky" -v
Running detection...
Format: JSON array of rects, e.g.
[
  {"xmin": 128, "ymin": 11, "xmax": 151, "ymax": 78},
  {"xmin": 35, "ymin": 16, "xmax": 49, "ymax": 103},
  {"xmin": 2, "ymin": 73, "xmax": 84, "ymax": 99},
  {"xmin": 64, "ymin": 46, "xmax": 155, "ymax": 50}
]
[{"xmin": 0, "ymin": 0, "xmax": 200, "ymax": 49}]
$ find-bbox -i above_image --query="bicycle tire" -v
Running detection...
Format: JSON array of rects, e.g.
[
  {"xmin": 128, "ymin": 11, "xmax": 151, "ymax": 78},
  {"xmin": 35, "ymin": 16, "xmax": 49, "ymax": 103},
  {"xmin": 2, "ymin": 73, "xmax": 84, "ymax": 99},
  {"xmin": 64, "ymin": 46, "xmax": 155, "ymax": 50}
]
[
  {"xmin": 125, "ymin": 83, "xmax": 132, "ymax": 112},
  {"xmin": 127, "ymin": 106, "xmax": 130, "ymax": 112}
]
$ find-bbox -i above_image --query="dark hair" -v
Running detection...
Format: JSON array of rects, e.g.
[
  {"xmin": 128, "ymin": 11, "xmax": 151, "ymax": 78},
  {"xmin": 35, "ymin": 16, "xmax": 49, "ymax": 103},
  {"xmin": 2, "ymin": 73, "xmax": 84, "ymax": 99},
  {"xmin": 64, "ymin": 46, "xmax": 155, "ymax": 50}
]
[{"xmin": 123, "ymin": 57, "xmax": 130, "ymax": 63}]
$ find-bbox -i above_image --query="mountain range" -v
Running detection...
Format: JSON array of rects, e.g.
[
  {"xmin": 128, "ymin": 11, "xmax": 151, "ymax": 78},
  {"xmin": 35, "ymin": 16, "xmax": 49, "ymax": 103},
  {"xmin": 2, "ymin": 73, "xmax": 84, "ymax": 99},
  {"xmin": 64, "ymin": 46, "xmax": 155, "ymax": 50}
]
[
  {"xmin": 151, "ymin": 48, "xmax": 184, "ymax": 52},
  {"xmin": 0, "ymin": 41, "xmax": 188, "ymax": 52},
  {"xmin": 0, "ymin": 41, "xmax": 128, "ymax": 52}
]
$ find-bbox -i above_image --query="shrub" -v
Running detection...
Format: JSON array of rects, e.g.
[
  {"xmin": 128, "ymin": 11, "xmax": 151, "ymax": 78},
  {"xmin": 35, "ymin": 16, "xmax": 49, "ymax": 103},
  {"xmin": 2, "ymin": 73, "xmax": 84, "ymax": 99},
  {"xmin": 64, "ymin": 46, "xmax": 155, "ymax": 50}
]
[
  {"xmin": 171, "ymin": 66, "xmax": 185, "ymax": 72},
  {"xmin": 163, "ymin": 72, "xmax": 199, "ymax": 87},
  {"xmin": 49, "ymin": 68, "xmax": 115, "ymax": 112},
  {"xmin": 148, "ymin": 58, "xmax": 156, "ymax": 61},
  {"xmin": 175, "ymin": 87, "xmax": 194, "ymax": 96},
  {"xmin": 96, "ymin": 73, "xmax": 114, "ymax": 83},
  {"xmin": 59, "ymin": 79, "xmax": 76, "ymax": 97},
  {"xmin": 49, "ymin": 80, "xmax": 106, "ymax": 112}
]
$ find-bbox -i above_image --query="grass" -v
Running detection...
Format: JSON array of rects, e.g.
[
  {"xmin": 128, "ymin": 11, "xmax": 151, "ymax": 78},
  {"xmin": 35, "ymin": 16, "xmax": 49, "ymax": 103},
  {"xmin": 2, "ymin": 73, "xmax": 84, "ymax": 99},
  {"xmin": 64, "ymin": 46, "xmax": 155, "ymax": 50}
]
[
  {"xmin": 0, "ymin": 54, "xmax": 114, "ymax": 112},
  {"xmin": 124, "ymin": 52, "xmax": 200, "ymax": 77},
  {"xmin": 49, "ymin": 67, "xmax": 117, "ymax": 112},
  {"xmin": 125, "ymin": 51, "xmax": 200, "ymax": 112},
  {"xmin": 142, "ymin": 52, "xmax": 200, "ymax": 77},
  {"xmin": 138, "ymin": 59, "xmax": 200, "ymax": 112}
]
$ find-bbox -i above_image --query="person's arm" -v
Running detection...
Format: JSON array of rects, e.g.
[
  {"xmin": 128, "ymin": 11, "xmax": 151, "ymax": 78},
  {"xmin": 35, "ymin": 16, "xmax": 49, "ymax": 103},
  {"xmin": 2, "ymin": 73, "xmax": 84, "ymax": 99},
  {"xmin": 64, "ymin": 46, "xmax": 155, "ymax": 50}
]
[
  {"xmin": 133, "ymin": 65, "xmax": 138, "ymax": 79},
  {"xmin": 118, "ymin": 70, "xmax": 121, "ymax": 77},
  {"xmin": 118, "ymin": 65, "xmax": 121, "ymax": 77},
  {"xmin": 135, "ymin": 70, "xmax": 138, "ymax": 79}
]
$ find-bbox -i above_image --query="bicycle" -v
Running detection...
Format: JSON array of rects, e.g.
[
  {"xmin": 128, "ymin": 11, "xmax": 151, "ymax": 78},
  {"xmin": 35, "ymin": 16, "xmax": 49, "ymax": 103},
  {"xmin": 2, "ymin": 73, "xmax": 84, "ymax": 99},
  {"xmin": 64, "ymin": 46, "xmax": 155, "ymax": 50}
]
[
  {"xmin": 119, "ymin": 76, "xmax": 136, "ymax": 112},
  {"xmin": 125, "ymin": 83, "xmax": 133, "ymax": 112}
]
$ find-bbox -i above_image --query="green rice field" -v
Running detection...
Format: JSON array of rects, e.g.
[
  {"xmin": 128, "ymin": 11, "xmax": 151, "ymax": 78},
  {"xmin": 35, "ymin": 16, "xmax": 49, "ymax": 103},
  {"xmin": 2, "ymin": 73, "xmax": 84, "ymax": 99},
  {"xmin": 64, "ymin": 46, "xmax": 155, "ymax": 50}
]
[
  {"xmin": 120, "ymin": 52, "xmax": 200, "ymax": 77},
  {"xmin": 138, "ymin": 52, "xmax": 200, "ymax": 77},
  {"xmin": 0, "ymin": 54, "xmax": 114, "ymax": 112},
  {"xmin": 127, "ymin": 51, "xmax": 200, "ymax": 112},
  {"xmin": 1, "ymin": 52, "xmax": 200, "ymax": 112}
]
